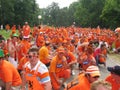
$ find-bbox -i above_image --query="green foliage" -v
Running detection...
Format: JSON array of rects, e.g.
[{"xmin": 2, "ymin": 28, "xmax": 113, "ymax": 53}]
[
  {"xmin": 0, "ymin": 0, "xmax": 41, "ymax": 27},
  {"xmin": 100, "ymin": 0, "xmax": 120, "ymax": 29},
  {"xmin": 74, "ymin": 0, "xmax": 105, "ymax": 27},
  {"xmin": 0, "ymin": 0, "xmax": 120, "ymax": 29}
]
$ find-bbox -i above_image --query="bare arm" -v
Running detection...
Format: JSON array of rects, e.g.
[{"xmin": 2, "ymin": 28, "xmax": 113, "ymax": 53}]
[{"xmin": 21, "ymin": 71, "xmax": 27, "ymax": 90}]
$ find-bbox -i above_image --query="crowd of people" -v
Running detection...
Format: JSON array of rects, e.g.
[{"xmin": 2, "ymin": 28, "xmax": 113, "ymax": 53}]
[{"xmin": 0, "ymin": 22, "xmax": 120, "ymax": 90}]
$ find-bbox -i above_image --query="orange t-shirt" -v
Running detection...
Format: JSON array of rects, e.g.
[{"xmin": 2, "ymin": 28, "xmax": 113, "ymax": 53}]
[
  {"xmin": 0, "ymin": 60, "xmax": 22, "ymax": 86},
  {"xmin": 17, "ymin": 57, "xmax": 28, "ymax": 70},
  {"xmin": 68, "ymin": 74, "xmax": 90, "ymax": 90},
  {"xmin": 17, "ymin": 40, "xmax": 30, "ymax": 62},
  {"xmin": 36, "ymin": 35, "xmax": 45, "ymax": 47},
  {"xmin": 105, "ymin": 74, "xmax": 120, "ymax": 90},
  {"xmin": 39, "ymin": 46, "xmax": 50, "ymax": 64},
  {"xmin": 23, "ymin": 25, "xmax": 31, "ymax": 36},
  {"xmin": 65, "ymin": 51, "xmax": 76, "ymax": 63},
  {"xmin": 49, "ymin": 56, "xmax": 66, "ymax": 73}
]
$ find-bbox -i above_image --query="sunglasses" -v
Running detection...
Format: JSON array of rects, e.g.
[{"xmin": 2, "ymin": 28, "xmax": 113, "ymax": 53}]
[
  {"xmin": 92, "ymin": 76, "xmax": 100, "ymax": 79},
  {"xmin": 28, "ymin": 55, "xmax": 37, "ymax": 58}
]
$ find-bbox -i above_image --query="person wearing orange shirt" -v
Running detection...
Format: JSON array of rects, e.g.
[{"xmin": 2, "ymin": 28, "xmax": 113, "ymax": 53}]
[
  {"xmin": 17, "ymin": 35, "xmax": 31, "ymax": 63},
  {"xmin": 21, "ymin": 47, "xmax": 52, "ymax": 90},
  {"xmin": 64, "ymin": 48, "xmax": 77, "ymax": 75},
  {"xmin": 78, "ymin": 46, "xmax": 96, "ymax": 71},
  {"xmin": 39, "ymin": 41, "xmax": 51, "ymax": 67},
  {"xmin": 65, "ymin": 65, "xmax": 100, "ymax": 90},
  {"xmin": 36, "ymin": 32, "xmax": 45, "ymax": 48},
  {"xmin": 5, "ymin": 24, "xmax": 10, "ymax": 32},
  {"xmin": 0, "ymin": 49, "xmax": 22, "ymax": 90},
  {"xmin": 11, "ymin": 25, "xmax": 16, "ymax": 35},
  {"xmin": 49, "ymin": 47, "xmax": 71, "ymax": 90},
  {"xmin": 32, "ymin": 24, "xmax": 38, "ymax": 38},
  {"xmin": 105, "ymin": 65, "xmax": 120, "ymax": 90},
  {"xmin": 22, "ymin": 22, "xmax": 31, "ymax": 37},
  {"xmin": 17, "ymin": 56, "xmax": 28, "ymax": 75}
]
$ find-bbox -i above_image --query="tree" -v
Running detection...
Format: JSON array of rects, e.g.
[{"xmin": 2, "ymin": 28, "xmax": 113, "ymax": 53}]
[
  {"xmin": 42, "ymin": 2, "xmax": 60, "ymax": 26},
  {"xmin": 0, "ymin": 0, "xmax": 40, "ymax": 27},
  {"xmin": 74, "ymin": 0, "xmax": 105, "ymax": 27},
  {"xmin": 0, "ymin": 0, "xmax": 15, "ymax": 25},
  {"xmin": 101, "ymin": 0, "xmax": 120, "ymax": 29},
  {"xmin": 68, "ymin": 1, "xmax": 79, "ymax": 26}
]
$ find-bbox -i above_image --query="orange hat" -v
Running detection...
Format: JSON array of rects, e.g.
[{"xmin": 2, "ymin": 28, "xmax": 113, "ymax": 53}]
[{"xmin": 86, "ymin": 65, "xmax": 100, "ymax": 77}]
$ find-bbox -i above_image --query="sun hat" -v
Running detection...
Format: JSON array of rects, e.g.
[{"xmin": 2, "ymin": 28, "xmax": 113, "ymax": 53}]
[
  {"xmin": 86, "ymin": 65, "xmax": 101, "ymax": 77},
  {"xmin": 107, "ymin": 65, "xmax": 120, "ymax": 75}
]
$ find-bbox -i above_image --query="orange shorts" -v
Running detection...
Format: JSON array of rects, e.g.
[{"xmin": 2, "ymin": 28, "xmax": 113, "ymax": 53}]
[
  {"xmin": 57, "ymin": 69, "xmax": 71, "ymax": 79},
  {"xmin": 50, "ymin": 69, "xmax": 71, "ymax": 90}
]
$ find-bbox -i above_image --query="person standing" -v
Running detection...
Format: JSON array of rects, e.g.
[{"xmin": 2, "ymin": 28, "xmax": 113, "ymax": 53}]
[
  {"xmin": 21, "ymin": 47, "xmax": 52, "ymax": 90},
  {"xmin": 22, "ymin": 22, "xmax": 31, "ymax": 37},
  {"xmin": 0, "ymin": 49, "xmax": 22, "ymax": 90}
]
